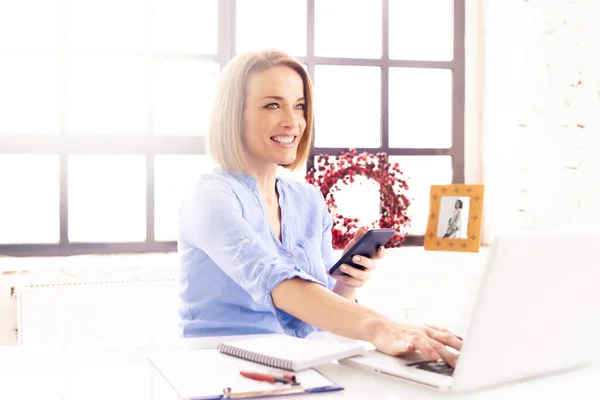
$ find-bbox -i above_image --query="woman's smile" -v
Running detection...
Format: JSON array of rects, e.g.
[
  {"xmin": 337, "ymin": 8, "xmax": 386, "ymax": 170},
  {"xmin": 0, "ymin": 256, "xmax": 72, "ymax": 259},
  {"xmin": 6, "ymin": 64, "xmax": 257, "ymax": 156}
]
[{"xmin": 270, "ymin": 134, "xmax": 298, "ymax": 147}]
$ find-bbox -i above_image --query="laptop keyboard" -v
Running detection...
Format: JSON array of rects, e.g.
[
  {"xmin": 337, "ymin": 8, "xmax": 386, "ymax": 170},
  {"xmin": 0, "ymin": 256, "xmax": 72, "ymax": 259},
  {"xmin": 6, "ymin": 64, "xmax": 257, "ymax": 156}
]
[{"xmin": 406, "ymin": 360, "xmax": 455, "ymax": 376}]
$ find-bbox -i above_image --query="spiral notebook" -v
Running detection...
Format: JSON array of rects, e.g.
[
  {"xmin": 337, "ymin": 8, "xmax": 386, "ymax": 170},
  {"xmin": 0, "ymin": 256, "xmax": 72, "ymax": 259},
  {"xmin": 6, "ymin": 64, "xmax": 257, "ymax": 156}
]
[
  {"xmin": 217, "ymin": 334, "xmax": 367, "ymax": 371},
  {"xmin": 148, "ymin": 348, "xmax": 344, "ymax": 400}
]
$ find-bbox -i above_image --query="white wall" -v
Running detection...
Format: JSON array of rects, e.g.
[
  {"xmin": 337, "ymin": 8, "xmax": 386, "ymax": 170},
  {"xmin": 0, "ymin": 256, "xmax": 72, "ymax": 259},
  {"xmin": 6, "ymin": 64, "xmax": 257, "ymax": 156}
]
[
  {"xmin": 481, "ymin": 0, "xmax": 600, "ymax": 242},
  {"xmin": 517, "ymin": 0, "xmax": 600, "ymax": 230}
]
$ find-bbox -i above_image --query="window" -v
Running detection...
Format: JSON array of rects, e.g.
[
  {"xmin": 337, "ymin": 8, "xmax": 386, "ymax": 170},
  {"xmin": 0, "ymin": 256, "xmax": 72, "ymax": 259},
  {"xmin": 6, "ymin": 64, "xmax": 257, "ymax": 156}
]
[
  {"xmin": 308, "ymin": 0, "xmax": 465, "ymax": 244},
  {"xmin": 0, "ymin": 0, "xmax": 464, "ymax": 256}
]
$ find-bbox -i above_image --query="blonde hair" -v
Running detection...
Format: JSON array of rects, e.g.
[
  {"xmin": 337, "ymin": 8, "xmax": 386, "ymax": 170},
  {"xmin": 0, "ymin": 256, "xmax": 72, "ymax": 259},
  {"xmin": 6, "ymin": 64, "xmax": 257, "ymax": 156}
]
[{"xmin": 206, "ymin": 49, "xmax": 314, "ymax": 173}]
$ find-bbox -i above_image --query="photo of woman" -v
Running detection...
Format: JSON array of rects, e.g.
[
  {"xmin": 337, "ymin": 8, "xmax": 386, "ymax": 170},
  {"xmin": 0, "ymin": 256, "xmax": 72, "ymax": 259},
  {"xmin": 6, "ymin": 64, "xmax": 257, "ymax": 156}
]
[{"xmin": 437, "ymin": 196, "xmax": 470, "ymax": 239}]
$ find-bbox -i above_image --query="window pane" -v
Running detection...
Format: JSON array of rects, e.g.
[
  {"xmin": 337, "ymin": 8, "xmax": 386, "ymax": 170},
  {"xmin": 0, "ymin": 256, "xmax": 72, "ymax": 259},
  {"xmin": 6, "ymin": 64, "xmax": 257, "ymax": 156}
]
[
  {"xmin": 314, "ymin": 65, "xmax": 380, "ymax": 148},
  {"xmin": 66, "ymin": 58, "xmax": 148, "ymax": 135},
  {"xmin": 68, "ymin": 155, "xmax": 146, "ymax": 242},
  {"xmin": 154, "ymin": 155, "xmax": 215, "ymax": 241},
  {"xmin": 388, "ymin": 156, "xmax": 452, "ymax": 235},
  {"xmin": 155, "ymin": 0, "xmax": 218, "ymax": 54},
  {"xmin": 236, "ymin": 0, "xmax": 307, "ymax": 56},
  {"xmin": 315, "ymin": 0, "xmax": 382, "ymax": 58},
  {"xmin": 0, "ymin": 155, "xmax": 59, "ymax": 243},
  {"xmin": 0, "ymin": 0, "xmax": 60, "ymax": 50},
  {"xmin": 389, "ymin": 68, "xmax": 452, "ymax": 148},
  {"xmin": 0, "ymin": 57, "xmax": 60, "ymax": 134},
  {"xmin": 66, "ymin": 0, "xmax": 147, "ymax": 51},
  {"xmin": 389, "ymin": 0, "xmax": 453, "ymax": 61},
  {"xmin": 153, "ymin": 60, "xmax": 219, "ymax": 136}
]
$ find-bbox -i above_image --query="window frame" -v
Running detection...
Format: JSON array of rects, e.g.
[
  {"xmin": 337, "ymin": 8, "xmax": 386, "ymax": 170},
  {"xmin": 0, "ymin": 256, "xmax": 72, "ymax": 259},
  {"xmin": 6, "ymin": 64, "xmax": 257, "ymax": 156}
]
[
  {"xmin": 305, "ymin": 0, "xmax": 465, "ymax": 246},
  {"xmin": 0, "ymin": 0, "xmax": 465, "ymax": 256}
]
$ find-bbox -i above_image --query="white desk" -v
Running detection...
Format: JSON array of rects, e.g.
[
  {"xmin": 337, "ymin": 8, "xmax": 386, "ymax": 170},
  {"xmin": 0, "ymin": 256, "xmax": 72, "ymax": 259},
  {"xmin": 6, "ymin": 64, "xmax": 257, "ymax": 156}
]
[{"xmin": 0, "ymin": 335, "xmax": 598, "ymax": 400}]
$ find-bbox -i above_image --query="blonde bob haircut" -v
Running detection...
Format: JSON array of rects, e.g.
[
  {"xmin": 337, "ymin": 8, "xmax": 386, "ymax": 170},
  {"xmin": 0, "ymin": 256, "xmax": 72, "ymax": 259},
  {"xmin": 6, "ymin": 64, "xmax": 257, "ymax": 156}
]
[{"xmin": 206, "ymin": 49, "xmax": 314, "ymax": 174}]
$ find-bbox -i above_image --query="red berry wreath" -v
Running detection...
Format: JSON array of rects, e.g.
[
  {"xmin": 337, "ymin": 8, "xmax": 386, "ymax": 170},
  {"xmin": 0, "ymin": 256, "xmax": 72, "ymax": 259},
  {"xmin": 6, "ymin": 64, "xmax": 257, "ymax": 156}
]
[{"xmin": 305, "ymin": 148, "xmax": 411, "ymax": 249}]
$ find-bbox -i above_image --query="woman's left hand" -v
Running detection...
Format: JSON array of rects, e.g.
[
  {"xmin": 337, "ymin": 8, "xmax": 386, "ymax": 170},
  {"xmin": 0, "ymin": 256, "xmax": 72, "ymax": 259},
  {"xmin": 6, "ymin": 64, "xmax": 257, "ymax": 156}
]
[{"xmin": 330, "ymin": 227, "xmax": 386, "ymax": 288}]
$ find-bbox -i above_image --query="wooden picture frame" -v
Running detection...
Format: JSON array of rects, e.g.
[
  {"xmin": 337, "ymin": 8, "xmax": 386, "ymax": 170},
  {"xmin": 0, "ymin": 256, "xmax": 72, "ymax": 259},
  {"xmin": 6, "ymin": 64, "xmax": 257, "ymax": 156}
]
[{"xmin": 424, "ymin": 184, "xmax": 485, "ymax": 252}]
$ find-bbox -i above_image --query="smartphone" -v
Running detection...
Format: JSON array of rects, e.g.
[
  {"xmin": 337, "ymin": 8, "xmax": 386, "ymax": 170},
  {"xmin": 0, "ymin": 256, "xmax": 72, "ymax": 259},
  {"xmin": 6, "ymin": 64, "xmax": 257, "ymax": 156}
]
[{"xmin": 328, "ymin": 228, "xmax": 396, "ymax": 276}]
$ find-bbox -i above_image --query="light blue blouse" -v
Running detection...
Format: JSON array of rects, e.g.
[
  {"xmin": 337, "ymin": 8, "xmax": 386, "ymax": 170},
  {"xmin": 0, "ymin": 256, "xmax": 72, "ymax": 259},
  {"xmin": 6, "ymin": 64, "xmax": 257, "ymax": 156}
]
[{"xmin": 177, "ymin": 166, "xmax": 339, "ymax": 338}]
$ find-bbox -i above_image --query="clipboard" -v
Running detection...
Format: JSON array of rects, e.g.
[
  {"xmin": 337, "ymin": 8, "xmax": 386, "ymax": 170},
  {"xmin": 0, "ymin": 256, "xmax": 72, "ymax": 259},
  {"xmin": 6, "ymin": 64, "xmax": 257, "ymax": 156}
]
[
  {"xmin": 148, "ymin": 348, "xmax": 343, "ymax": 400},
  {"xmin": 221, "ymin": 378, "xmax": 343, "ymax": 399}
]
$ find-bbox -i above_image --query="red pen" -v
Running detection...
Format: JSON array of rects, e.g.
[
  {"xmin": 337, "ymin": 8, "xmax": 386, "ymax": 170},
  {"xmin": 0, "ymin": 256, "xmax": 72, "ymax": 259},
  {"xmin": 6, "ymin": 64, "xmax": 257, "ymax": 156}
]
[{"xmin": 240, "ymin": 371, "xmax": 294, "ymax": 384}]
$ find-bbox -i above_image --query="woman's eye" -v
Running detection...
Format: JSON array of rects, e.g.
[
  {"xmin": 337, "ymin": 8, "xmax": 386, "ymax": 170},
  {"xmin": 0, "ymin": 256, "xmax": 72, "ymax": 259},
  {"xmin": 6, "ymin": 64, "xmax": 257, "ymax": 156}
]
[
  {"xmin": 295, "ymin": 103, "xmax": 305, "ymax": 110},
  {"xmin": 264, "ymin": 103, "xmax": 279, "ymax": 109}
]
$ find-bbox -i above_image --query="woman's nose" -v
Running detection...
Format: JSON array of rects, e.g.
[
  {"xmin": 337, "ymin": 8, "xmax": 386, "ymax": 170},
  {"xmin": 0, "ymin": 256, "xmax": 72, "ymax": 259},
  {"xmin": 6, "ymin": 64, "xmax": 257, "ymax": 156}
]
[{"xmin": 279, "ymin": 107, "xmax": 300, "ymax": 128}]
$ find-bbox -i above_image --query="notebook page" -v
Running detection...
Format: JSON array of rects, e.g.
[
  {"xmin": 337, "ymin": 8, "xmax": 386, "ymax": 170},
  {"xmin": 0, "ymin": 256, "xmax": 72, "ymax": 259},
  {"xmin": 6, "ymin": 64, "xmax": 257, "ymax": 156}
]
[
  {"xmin": 223, "ymin": 334, "xmax": 365, "ymax": 363},
  {"xmin": 149, "ymin": 349, "xmax": 335, "ymax": 399}
]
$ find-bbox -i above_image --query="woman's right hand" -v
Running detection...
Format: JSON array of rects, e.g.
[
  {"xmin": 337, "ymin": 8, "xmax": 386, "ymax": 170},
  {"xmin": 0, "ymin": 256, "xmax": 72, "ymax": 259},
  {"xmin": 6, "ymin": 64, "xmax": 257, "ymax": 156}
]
[{"xmin": 365, "ymin": 318, "xmax": 463, "ymax": 367}]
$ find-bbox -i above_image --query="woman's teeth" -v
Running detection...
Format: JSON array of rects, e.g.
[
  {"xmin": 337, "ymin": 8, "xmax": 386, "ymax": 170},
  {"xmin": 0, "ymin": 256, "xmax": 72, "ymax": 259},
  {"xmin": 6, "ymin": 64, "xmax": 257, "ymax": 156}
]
[{"xmin": 271, "ymin": 136, "xmax": 295, "ymax": 144}]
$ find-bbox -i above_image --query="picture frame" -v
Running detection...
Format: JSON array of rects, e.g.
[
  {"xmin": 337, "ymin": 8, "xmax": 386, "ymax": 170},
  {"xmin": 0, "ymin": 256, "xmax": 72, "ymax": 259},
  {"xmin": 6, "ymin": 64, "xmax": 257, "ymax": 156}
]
[{"xmin": 424, "ymin": 184, "xmax": 485, "ymax": 252}]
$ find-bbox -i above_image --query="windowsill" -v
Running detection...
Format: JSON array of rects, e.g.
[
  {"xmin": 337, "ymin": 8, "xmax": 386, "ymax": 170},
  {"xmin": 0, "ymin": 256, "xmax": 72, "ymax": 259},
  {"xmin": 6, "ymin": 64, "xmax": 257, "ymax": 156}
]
[
  {"xmin": 0, "ymin": 246, "xmax": 489, "ymax": 275},
  {"xmin": 0, "ymin": 252, "xmax": 178, "ymax": 284}
]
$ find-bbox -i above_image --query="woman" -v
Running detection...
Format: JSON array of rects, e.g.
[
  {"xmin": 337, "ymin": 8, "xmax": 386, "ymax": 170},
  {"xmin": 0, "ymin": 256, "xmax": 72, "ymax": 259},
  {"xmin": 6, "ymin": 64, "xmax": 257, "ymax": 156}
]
[
  {"xmin": 443, "ymin": 200, "xmax": 464, "ymax": 239},
  {"xmin": 178, "ymin": 49, "xmax": 462, "ymax": 367}
]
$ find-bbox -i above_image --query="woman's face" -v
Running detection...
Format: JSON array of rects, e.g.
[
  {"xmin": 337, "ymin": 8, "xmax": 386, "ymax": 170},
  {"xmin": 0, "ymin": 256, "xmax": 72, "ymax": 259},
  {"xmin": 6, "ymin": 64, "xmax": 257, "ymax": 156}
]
[
  {"xmin": 242, "ymin": 65, "xmax": 307, "ymax": 171},
  {"xmin": 455, "ymin": 201, "xmax": 460, "ymax": 208}
]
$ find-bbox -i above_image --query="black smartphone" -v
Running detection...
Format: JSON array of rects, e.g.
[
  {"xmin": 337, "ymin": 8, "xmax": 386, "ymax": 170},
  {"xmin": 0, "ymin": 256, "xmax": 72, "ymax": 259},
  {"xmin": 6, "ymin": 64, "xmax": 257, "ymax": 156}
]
[{"xmin": 328, "ymin": 228, "xmax": 396, "ymax": 276}]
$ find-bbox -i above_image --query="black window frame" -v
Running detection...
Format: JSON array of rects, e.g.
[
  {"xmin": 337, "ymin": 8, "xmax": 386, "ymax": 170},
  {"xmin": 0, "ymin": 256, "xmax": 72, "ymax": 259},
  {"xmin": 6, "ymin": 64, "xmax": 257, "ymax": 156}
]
[{"xmin": 0, "ymin": 0, "xmax": 465, "ymax": 256}]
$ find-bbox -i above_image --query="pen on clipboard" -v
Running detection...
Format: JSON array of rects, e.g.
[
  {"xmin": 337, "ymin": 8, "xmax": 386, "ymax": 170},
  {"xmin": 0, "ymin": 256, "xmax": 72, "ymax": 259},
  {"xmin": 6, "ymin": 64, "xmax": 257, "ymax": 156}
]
[{"xmin": 239, "ymin": 371, "xmax": 298, "ymax": 385}]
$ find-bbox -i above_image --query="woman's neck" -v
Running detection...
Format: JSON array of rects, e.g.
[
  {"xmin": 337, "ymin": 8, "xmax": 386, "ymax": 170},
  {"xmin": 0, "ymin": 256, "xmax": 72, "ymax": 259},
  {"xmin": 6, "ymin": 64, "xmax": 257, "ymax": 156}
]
[{"xmin": 245, "ymin": 164, "xmax": 278, "ymax": 203}]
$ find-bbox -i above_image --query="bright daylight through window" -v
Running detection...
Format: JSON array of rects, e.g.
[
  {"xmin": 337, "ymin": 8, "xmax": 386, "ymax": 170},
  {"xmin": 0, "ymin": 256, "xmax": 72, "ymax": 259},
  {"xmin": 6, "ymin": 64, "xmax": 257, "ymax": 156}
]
[{"xmin": 0, "ymin": 0, "xmax": 464, "ymax": 256}]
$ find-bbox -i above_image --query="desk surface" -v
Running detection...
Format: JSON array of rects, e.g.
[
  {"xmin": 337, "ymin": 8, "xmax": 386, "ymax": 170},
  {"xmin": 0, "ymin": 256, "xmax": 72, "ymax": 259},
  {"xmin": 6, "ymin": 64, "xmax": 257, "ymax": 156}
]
[{"xmin": 0, "ymin": 335, "xmax": 598, "ymax": 400}]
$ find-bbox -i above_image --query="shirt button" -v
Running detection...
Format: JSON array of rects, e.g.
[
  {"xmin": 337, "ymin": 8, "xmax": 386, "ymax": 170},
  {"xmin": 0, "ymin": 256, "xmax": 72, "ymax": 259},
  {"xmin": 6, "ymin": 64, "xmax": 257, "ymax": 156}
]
[
  {"xmin": 243, "ymin": 239, "xmax": 250, "ymax": 243},
  {"xmin": 286, "ymin": 252, "xmax": 292, "ymax": 257}
]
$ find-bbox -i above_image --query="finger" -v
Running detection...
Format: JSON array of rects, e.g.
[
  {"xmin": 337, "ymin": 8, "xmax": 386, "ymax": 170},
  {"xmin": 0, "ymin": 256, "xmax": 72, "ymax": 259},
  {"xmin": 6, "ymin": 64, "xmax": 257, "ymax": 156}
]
[
  {"xmin": 351, "ymin": 255, "xmax": 376, "ymax": 270},
  {"xmin": 339, "ymin": 264, "xmax": 371, "ymax": 281},
  {"xmin": 343, "ymin": 228, "xmax": 367, "ymax": 253},
  {"xmin": 424, "ymin": 325, "xmax": 463, "ymax": 351},
  {"xmin": 352, "ymin": 227, "xmax": 368, "ymax": 241},
  {"xmin": 409, "ymin": 335, "xmax": 442, "ymax": 362},
  {"xmin": 372, "ymin": 245, "xmax": 386, "ymax": 260},
  {"xmin": 386, "ymin": 340, "xmax": 415, "ymax": 357},
  {"xmin": 424, "ymin": 323, "xmax": 452, "ymax": 332},
  {"xmin": 425, "ymin": 337, "xmax": 459, "ymax": 368},
  {"xmin": 332, "ymin": 273, "xmax": 364, "ymax": 288}
]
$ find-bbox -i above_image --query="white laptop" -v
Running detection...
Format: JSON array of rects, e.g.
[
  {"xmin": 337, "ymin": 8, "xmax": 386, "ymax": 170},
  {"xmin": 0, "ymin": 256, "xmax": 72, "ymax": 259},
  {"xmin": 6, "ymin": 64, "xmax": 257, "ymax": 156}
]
[{"xmin": 339, "ymin": 230, "xmax": 600, "ymax": 393}]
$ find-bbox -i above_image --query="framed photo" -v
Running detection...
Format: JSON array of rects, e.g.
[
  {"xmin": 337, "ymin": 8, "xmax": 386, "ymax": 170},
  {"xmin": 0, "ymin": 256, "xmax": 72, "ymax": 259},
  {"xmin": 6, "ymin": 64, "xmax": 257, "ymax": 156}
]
[{"xmin": 424, "ymin": 184, "xmax": 485, "ymax": 252}]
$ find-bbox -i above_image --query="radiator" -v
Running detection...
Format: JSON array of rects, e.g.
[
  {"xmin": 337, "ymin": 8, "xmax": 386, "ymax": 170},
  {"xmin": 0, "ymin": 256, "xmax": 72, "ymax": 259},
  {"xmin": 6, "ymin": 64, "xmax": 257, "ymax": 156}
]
[{"xmin": 12, "ymin": 277, "xmax": 181, "ymax": 346}]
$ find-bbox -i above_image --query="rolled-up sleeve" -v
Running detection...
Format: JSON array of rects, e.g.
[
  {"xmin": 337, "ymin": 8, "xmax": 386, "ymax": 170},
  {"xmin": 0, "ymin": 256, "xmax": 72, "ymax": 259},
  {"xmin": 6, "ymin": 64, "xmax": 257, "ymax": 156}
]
[
  {"xmin": 311, "ymin": 187, "xmax": 339, "ymax": 291},
  {"xmin": 179, "ymin": 180, "xmax": 323, "ymax": 310}
]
